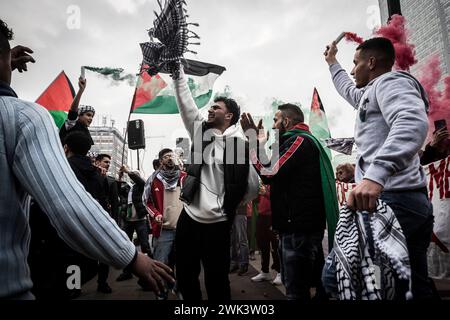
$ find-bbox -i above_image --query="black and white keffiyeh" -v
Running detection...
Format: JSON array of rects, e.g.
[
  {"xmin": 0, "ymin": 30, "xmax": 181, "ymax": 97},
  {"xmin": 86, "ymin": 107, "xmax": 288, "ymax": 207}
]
[
  {"xmin": 78, "ymin": 105, "xmax": 95, "ymax": 116},
  {"xmin": 325, "ymin": 138, "xmax": 355, "ymax": 155},
  {"xmin": 140, "ymin": 0, "xmax": 200, "ymax": 79},
  {"xmin": 334, "ymin": 200, "xmax": 413, "ymax": 300}
]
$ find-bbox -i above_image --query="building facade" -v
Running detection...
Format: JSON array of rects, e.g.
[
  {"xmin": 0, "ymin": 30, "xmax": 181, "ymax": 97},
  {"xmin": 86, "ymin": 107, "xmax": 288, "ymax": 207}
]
[
  {"xmin": 89, "ymin": 126, "xmax": 128, "ymax": 179},
  {"xmin": 379, "ymin": 0, "xmax": 450, "ymax": 81}
]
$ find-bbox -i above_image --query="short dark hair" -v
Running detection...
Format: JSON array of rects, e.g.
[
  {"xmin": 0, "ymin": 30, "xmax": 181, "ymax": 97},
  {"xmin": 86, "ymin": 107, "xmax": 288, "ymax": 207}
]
[
  {"xmin": 64, "ymin": 131, "xmax": 92, "ymax": 156},
  {"xmin": 152, "ymin": 159, "xmax": 160, "ymax": 170},
  {"xmin": 95, "ymin": 153, "xmax": 111, "ymax": 162},
  {"xmin": 278, "ymin": 103, "xmax": 304, "ymax": 124},
  {"xmin": 158, "ymin": 148, "xmax": 173, "ymax": 160},
  {"xmin": 0, "ymin": 20, "xmax": 13, "ymax": 55},
  {"xmin": 356, "ymin": 37, "xmax": 395, "ymax": 69},
  {"xmin": 214, "ymin": 96, "xmax": 240, "ymax": 126}
]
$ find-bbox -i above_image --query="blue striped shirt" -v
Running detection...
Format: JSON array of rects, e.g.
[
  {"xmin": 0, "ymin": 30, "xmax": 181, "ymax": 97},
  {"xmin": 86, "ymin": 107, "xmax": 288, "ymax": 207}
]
[{"xmin": 0, "ymin": 94, "xmax": 135, "ymax": 298}]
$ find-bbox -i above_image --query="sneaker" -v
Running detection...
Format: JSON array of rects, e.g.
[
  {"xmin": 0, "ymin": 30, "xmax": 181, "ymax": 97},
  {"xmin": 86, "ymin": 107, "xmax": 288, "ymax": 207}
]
[
  {"xmin": 116, "ymin": 272, "xmax": 133, "ymax": 282},
  {"xmin": 272, "ymin": 273, "xmax": 282, "ymax": 286},
  {"xmin": 238, "ymin": 265, "xmax": 248, "ymax": 276},
  {"xmin": 97, "ymin": 282, "xmax": 112, "ymax": 294},
  {"xmin": 251, "ymin": 272, "xmax": 272, "ymax": 282}
]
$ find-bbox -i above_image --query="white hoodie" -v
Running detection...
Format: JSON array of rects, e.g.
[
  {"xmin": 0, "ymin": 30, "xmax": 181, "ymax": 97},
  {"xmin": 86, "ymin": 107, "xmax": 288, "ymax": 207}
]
[{"xmin": 173, "ymin": 70, "xmax": 259, "ymax": 224}]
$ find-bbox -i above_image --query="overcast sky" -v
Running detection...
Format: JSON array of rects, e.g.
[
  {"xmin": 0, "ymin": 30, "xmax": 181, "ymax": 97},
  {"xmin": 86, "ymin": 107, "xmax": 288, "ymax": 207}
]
[{"xmin": 2, "ymin": 0, "xmax": 380, "ymax": 176}]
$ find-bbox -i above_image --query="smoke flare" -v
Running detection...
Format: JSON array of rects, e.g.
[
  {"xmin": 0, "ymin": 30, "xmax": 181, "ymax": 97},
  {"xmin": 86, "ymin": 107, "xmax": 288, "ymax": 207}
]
[
  {"xmin": 374, "ymin": 14, "xmax": 417, "ymax": 71},
  {"xmin": 344, "ymin": 32, "xmax": 364, "ymax": 44},
  {"xmin": 84, "ymin": 66, "xmax": 136, "ymax": 86}
]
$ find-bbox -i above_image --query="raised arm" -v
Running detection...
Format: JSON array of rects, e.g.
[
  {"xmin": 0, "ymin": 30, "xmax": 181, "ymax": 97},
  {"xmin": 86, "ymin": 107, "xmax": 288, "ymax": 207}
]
[
  {"xmin": 173, "ymin": 68, "xmax": 204, "ymax": 139},
  {"xmin": 324, "ymin": 42, "xmax": 365, "ymax": 108},
  {"xmin": 14, "ymin": 103, "xmax": 135, "ymax": 269},
  {"xmin": 12, "ymin": 102, "xmax": 174, "ymax": 293},
  {"xmin": 63, "ymin": 77, "xmax": 87, "ymax": 131}
]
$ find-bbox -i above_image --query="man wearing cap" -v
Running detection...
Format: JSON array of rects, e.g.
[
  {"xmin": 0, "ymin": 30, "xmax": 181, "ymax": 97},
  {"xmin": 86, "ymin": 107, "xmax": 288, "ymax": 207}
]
[{"xmin": 59, "ymin": 77, "xmax": 94, "ymax": 146}]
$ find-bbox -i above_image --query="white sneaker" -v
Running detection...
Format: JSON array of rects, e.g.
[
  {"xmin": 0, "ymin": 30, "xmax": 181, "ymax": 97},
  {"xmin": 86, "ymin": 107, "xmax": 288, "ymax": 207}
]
[
  {"xmin": 272, "ymin": 273, "xmax": 282, "ymax": 286},
  {"xmin": 251, "ymin": 272, "xmax": 272, "ymax": 282}
]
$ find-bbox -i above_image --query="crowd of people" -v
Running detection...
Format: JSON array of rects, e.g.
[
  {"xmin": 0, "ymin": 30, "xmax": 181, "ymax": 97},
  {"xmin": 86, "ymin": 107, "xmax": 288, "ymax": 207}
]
[{"xmin": 1, "ymin": 17, "xmax": 449, "ymax": 301}]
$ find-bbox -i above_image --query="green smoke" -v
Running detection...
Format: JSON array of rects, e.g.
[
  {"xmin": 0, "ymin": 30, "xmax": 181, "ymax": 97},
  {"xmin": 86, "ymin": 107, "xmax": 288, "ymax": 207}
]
[{"xmin": 84, "ymin": 66, "xmax": 136, "ymax": 86}]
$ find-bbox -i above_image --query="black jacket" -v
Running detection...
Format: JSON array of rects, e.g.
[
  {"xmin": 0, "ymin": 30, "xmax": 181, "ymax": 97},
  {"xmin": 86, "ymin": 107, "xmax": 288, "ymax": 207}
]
[
  {"xmin": 257, "ymin": 133, "xmax": 326, "ymax": 234},
  {"xmin": 28, "ymin": 154, "xmax": 108, "ymax": 299},
  {"xmin": 128, "ymin": 171, "xmax": 148, "ymax": 219},
  {"xmin": 106, "ymin": 176, "xmax": 120, "ymax": 222},
  {"xmin": 68, "ymin": 155, "xmax": 109, "ymax": 210},
  {"xmin": 180, "ymin": 122, "xmax": 250, "ymax": 224}
]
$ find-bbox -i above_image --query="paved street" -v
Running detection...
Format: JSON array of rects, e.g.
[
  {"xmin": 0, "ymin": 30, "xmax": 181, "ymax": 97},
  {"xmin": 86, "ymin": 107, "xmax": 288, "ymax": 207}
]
[
  {"xmin": 77, "ymin": 251, "xmax": 286, "ymax": 300},
  {"xmin": 77, "ymin": 248, "xmax": 450, "ymax": 300}
]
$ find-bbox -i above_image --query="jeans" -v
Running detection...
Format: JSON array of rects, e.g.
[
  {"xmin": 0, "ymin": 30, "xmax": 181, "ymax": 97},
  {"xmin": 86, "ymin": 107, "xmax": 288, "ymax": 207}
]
[
  {"xmin": 381, "ymin": 189, "xmax": 434, "ymax": 300},
  {"xmin": 154, "ymin": 229, "xmax": 177, "ymax": 298},
  {"xmin": 123, "ymin": 220, "xmax": 151, "ymax": 255},
  {"xmin": 230, "ymin": 215, "xmax": 249, "ymax": 268},
  {"xmin": 256, "ymin": 215, "xmax": 280, "ymax": 273},
  {"xmin": 154, "ymin": 229, "xmax": 176, "ymax": 267},
  {"xmin": 280, "ymin": 230, "xmax": 324, "ymax": 300},
  {"xmin": 322, "ymin": 189, "xmax": 434, "ymax": 300}
]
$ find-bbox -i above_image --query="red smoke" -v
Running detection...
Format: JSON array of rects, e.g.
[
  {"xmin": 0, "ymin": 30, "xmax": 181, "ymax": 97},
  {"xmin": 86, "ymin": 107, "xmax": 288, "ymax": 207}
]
[
  {"xmin": 345, "ymin": 32, "xmax": 364, "ymax": 44},
  {"xmin": 374, "ymin": 14, "xmax": 417, "ymax": 71},
  {"xmin": 418, "ymin": 55, "xmax": 450, "ymax": 142}
]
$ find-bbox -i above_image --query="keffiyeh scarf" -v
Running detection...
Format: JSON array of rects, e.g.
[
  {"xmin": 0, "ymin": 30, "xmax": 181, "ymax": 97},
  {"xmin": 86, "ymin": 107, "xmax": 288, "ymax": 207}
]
[
  {"xmin": 78, "ymin": 105, "xmax": 95, "ymax": 116},
  {"xmin": 140, "ymin": 0, "xmax": 200, "ymax": 79},
  {"xmin": 334, "ymin": 200, "xmax": 413, "ymax": 300},
  {"xmin": 157, "ymin": 168, "xmax": 181, "ymax": 190}
]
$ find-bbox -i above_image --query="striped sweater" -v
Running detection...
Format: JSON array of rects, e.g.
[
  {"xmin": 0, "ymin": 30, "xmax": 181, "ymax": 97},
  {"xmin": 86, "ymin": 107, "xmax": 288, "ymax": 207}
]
[{"xmin": 0, "ymin": 91, "xmax": 136, "ymax": 298}]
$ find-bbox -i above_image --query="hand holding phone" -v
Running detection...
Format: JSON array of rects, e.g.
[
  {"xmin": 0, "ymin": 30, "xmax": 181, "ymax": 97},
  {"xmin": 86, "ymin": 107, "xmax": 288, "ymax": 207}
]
[
  {"xmin": 434, "ymin": 119, "xmax": 447, "ymax": 132},
  {"xmin": 80, "ymin": 66, "xmax": 85, "ymax": 80}
]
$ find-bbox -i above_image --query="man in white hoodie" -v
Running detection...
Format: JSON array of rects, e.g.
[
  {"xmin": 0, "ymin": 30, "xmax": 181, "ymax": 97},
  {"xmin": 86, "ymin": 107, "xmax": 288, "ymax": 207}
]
[{"xmin": 173, "ymin": 67, "xmax": 259, "ymax": 301}]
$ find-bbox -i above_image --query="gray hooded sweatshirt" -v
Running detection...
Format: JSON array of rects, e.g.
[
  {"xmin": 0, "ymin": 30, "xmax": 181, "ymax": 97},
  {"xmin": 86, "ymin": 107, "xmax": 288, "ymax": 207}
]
[{"xmin": 330, "ymin": 63, "xmax": 429, "ymax": 191}]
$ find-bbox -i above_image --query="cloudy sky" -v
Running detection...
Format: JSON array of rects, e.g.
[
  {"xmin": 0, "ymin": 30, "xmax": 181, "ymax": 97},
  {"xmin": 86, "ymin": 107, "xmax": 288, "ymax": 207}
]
[{"xmin": 2, "ymin": 0, "xmax": 380, "ymax": 176}]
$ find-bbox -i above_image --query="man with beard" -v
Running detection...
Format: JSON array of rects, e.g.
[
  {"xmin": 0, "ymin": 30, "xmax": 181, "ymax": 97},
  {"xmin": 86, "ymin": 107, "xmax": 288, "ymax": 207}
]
[
  {"xmin": 143, "ymin": 148, "xmax": 186, "ymax": 299},
  {"xmin": 172, "ymin": 67, "xmax": 259, "ymax": 301},
  {"xmin": 241, "ymin": 104, "xmax": 339, "ymax": 300}
]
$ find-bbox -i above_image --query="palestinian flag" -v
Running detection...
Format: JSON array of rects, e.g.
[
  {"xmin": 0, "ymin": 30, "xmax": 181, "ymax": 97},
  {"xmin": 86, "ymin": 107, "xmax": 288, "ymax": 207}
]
[
  {"xmin": 131, "ymin": 59, "xmax": 226, "ymax": 114},
  {"xmin": 36, "ymin": 71, "xmax": 75, "ymax": 128},
  {"xmin": 309, "ymin": 87, "xmax": 332, "ymax": 159}
]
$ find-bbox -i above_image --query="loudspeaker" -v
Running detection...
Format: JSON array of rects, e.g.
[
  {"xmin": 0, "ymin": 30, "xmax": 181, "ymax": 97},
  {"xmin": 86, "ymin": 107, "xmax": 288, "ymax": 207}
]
[{"xmin": 128, "ymin": 120, "xmax": 145, "ymax": 150}]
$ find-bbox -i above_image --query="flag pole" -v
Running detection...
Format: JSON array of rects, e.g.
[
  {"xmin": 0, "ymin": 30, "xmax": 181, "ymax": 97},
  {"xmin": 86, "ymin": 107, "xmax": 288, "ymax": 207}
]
[{"xmin": 120, "ymin": 89, "xmax": 137, "ymax": 179}]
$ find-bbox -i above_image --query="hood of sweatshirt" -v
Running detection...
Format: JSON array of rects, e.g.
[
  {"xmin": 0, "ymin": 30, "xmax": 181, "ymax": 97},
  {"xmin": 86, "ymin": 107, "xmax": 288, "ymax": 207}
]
[{"xmin": 369, "ymin": 71, "xmax": 430, "ymax": 113}]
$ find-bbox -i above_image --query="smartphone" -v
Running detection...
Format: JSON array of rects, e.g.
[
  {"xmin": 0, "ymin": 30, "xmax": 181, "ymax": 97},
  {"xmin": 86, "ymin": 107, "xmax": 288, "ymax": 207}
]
[
  {"xmin": 434, "ymin": 119, "xmax": 447, "ymax": 131},
  {"xmin": 80, "ymin": 66, "xmax": 85, "ymax": 80}
]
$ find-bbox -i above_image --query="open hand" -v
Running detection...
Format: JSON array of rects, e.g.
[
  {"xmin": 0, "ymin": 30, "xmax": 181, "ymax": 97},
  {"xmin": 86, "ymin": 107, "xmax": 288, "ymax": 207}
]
[
  {"xmin": 131, "ymin": 252, "xmax": 175, "ymax": 295},
  {"xmin": 11, "ymin": 45, "xmax": 35, "ymax": 72},
  {"xmin": 241, "ymin": 113, "xmax": 268, "ymax": 144}
]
